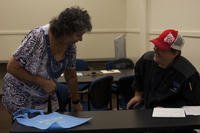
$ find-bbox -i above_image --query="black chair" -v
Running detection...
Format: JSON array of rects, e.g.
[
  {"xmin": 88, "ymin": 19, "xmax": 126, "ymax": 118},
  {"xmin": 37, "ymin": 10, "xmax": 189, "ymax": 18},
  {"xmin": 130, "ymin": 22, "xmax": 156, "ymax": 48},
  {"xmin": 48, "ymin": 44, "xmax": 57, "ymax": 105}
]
[
  {"xmin": 76, "ymin": 59, "xmax": 90, "ymax": 99},
  {"xmin": 87, "ymin": 75, "xmax": 113, "ymax": 111},
  {"xmin": 105, "ymin": 58, "xmax": 134, "ymax": 110},
  {"xmin": 76, "ymin": 59, "xmax": 90, "ymax": 71},
  {"xmin": 112, "ymin": 75, "xmax": 135, "ymax": 110},
  {"xmin": 105, "ymin": 58, "xmax": 134, "ymax": 70}
]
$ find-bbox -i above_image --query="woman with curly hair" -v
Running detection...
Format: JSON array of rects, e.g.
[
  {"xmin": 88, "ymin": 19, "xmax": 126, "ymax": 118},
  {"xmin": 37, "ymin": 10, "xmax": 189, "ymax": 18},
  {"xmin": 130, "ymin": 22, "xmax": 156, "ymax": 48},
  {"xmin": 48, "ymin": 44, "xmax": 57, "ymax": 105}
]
[{"xmin": 2, "ymin": 6, "xmax": 92, "ymax": 113}]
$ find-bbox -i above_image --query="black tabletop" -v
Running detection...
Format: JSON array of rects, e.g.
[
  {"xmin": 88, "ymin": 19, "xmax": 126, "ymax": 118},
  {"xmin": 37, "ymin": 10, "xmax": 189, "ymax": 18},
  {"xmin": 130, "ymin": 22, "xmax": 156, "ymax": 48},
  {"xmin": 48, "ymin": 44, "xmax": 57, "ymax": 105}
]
[{"xmin": 10, "ymin": 109, "xmax": 200, "ymax": 133}]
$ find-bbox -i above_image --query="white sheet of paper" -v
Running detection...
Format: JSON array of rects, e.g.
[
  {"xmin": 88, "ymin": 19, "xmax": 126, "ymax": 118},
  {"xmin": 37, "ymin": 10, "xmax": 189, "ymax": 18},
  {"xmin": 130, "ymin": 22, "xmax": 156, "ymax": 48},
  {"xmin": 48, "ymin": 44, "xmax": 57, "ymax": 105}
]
[
  {"xmin": 183, "ymin": 106, "xmax": 200, "ymax": 116},
  {"xmin": 152, "ymin": 107, "xmax": 185, "ymax": 117},
  {"xmin": 100, "ymin": 69, "xmax": 121, "ymax": 74},
  {"xmin": 76, "ymin": 72, "xmax": 83, "ymax": 76}
]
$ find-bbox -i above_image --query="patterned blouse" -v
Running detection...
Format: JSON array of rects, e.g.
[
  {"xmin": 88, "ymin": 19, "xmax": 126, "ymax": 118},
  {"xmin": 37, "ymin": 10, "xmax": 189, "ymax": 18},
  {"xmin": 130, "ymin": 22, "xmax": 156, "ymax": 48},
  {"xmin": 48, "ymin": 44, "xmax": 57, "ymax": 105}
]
[{"xmin": 2, "ymin": 24, "xmax": 76, "ymax": 113}]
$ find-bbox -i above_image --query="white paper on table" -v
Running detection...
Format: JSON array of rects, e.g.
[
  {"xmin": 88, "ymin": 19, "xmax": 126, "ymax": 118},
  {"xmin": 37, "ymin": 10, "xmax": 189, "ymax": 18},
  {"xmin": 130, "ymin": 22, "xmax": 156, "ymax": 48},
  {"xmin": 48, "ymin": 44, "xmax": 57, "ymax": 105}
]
[
  {"xmin": 76, "ymin": 72, "xmax": 83, "ymax": 76},
  {"xmin": 152, "ymin": 107, "xmax": 185, "ymax": 117},
  {"xmin": 100, "ymin": 69, "xmax": 121, "ymax": 74},
  {"xmin": 182, "ymin": 106, "xmax": 200, "ymax": 116}
]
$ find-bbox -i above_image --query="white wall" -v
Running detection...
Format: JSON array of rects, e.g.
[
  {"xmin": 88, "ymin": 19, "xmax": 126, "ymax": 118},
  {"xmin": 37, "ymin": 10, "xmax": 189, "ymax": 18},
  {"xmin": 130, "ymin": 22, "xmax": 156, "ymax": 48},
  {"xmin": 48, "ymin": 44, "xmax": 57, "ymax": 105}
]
[
  {"xmin": 125, "ymin": 0, "xmax": 141, "ymax": 60},
  {"xmin": 126, "ymin": 0, "xmax": 200, "ymax": 71},
  {"xmin": 0, "ymin": 0, "xmax": 126, "ymax": 60},
  {"xmin": 125, "ymin": 0, "xmax": 149, "ymax": 60},
  {"xmin": 148, "ymin": 0, "xmax": 200, "ymax": 71},
  {"xmin": 1, "ymin": 0, "xmax": 200, "ymax": 71}
]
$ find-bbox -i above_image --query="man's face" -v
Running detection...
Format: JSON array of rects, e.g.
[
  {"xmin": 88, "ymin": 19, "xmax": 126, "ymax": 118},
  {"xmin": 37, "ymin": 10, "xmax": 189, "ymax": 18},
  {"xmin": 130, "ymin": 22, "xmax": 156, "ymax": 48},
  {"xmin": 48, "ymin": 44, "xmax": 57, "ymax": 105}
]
[{"xmin": 153, "ymin": 46, "xmax": 177, "ymax": 66}]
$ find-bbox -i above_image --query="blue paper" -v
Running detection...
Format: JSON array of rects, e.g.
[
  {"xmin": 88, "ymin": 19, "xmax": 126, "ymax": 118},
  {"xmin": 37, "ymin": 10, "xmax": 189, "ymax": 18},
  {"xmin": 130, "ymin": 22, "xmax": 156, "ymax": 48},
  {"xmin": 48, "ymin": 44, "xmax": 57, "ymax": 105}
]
[{"xmin": 16, "ymin": 112, "xmax": 92, "ymax": 130}]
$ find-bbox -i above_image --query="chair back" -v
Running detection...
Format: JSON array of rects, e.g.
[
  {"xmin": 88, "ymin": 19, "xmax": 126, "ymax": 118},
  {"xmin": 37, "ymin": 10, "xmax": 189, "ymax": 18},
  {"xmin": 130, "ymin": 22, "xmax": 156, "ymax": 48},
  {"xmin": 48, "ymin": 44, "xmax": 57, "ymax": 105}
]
[
  {"xmin": 88, "ymin": 75, "xmax": 113, "ymax": 110},
  {"xmin": 117, "ymin": 75, "xmax": 135, "ymax": 102},
  {"xmin": 105, "ymin": 58, "xmax": 134, "ymax": 70},
  {"xmin": 76, "ymin": 59, "xmax": 90, "ymax": 71},
  {"xmin": 75, "ymin": 59, "xmax": 90, "ymax": 104}
]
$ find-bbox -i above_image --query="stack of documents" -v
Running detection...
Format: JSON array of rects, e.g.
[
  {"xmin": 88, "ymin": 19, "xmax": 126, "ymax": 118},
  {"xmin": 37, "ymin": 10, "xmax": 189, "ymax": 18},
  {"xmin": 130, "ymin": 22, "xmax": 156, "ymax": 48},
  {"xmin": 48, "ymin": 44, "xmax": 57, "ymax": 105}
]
[
  {"xmin": 61, "ymin": 72, "xmax": 83, "ymax": 77},
  {"xmin": 76, "ymin": 72, "xmax": 83, "ymax": 76},
  {"xmin": 183, "ymin": 106, "xmax": 200, "ymax": 116},
  {"xmin": 152, "ymin": 106, "xmax": 200, "ymax": 117},
  {"xmin": 152, "ymin": 107, "xmax": 185, "ymax": 117},
  {"xmin": 100, "ymin": 69, "xmax": 121, "ymax": 74}
]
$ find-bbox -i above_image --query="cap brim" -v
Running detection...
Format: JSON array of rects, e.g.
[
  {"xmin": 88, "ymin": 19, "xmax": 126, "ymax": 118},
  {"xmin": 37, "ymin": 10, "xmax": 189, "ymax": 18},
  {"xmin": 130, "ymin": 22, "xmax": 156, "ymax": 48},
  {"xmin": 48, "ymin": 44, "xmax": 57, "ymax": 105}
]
[{"xmin": 150, "ymin": 38, "xmax": 170, "ymax": 51}]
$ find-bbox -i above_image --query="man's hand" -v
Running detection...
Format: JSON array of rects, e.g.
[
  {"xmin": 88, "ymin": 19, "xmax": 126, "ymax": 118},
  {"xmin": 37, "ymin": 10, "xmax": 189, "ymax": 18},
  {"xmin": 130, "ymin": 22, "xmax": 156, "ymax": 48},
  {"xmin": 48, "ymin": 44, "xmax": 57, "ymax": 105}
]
[
  {"xmin": 126, "ymin": 96, "xmax": 142, "ymax": 109},
  {"xmin": 126, "ymin": 91, "xmax": 143, "ymax": 109}
]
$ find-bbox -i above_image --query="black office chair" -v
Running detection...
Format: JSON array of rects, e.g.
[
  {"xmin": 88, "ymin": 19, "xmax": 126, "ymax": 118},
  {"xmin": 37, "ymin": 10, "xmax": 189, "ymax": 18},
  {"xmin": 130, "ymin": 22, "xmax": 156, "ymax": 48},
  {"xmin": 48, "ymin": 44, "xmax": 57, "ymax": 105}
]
[
  {"xmin": 105, "ymin": 58, "xmax": 134, "ymax": 110},
  {"xmin": 105, "ymin": 58, "xmax": 134, "ymax": 70},
  {"xmin": 76, "ymin": 59, "xmax": 90, "ymax": 100},
  {"xmin": 76, "ymin": 59, "xmax": 90, "ymax": 71},
  {"xmin": 112, "ymin": 75, "xmax": 135, "ymax": 110},
  {"xmin": 87, "ymin": 75, "xmax": 113, "ymax": 111}
]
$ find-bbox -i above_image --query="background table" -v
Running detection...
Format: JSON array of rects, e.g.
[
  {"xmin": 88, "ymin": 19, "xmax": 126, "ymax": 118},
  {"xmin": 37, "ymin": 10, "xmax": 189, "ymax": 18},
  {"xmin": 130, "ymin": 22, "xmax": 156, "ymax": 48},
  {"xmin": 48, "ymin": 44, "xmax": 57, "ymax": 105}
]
[{"xmin": 58, "ymin": 69, "xmax": 134, "ymax": 83}]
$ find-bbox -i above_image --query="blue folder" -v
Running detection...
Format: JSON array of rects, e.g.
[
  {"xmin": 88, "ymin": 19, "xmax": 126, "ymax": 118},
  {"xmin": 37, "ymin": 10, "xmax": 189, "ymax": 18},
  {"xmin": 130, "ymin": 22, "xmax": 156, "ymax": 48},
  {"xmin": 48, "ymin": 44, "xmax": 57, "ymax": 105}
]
[{"xmin": 13, "ymin": 108, "xmax": 92, "ymax": 130}]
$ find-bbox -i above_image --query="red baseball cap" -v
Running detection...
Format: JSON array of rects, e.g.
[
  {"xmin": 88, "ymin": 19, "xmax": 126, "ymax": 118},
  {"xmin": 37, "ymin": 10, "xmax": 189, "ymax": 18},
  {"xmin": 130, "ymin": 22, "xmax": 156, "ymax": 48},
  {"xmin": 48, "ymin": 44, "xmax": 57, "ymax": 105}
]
[{"xmin": 150, "ymin": 29, "xmax": 184, "ymax": 51}]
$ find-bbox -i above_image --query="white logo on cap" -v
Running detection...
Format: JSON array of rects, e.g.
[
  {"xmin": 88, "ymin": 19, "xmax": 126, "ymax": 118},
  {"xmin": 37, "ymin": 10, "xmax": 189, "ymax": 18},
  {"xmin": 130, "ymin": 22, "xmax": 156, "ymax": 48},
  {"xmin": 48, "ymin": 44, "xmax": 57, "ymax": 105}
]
[{"xmin": 164, "ymin": 32, "xmax": 175, "ymax": 45}]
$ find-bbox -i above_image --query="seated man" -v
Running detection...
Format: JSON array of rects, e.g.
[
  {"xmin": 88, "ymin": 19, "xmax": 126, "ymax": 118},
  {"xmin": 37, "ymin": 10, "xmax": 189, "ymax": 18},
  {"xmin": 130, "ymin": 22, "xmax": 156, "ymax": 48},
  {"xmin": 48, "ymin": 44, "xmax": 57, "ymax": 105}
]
[{"xmin": 127, "ymin": 29, "xmax": 200, "ymax": 133}]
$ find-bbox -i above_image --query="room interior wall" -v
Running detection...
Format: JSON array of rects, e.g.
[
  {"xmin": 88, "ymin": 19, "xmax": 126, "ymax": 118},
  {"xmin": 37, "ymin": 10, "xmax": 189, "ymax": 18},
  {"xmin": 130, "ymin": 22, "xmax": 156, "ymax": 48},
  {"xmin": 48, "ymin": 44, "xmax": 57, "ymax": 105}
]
[
  {"xmin": 125, "ymin": 0, "xmax": 200, "ymax": 71},
  {"xmin": 1, "ymin": 0, "xmax": 200, "ymax": 91},
  {"xmin": 0, "ymin": 0, "xmax": 126, "ymax": 61},
  {"xmin": 0, "ymin": 0, "xmax": 126, "ymax": 93},
  {"xmin": 148, "ymin": 0, "xmax": 200, "ymax": 71},
  {"xmin": 1, "ymin": 0, "xmax": 200, "ymax": 67},
  {"xmin": 125, "ymin": 0, "xmax": 142, "ymax": 61}
]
